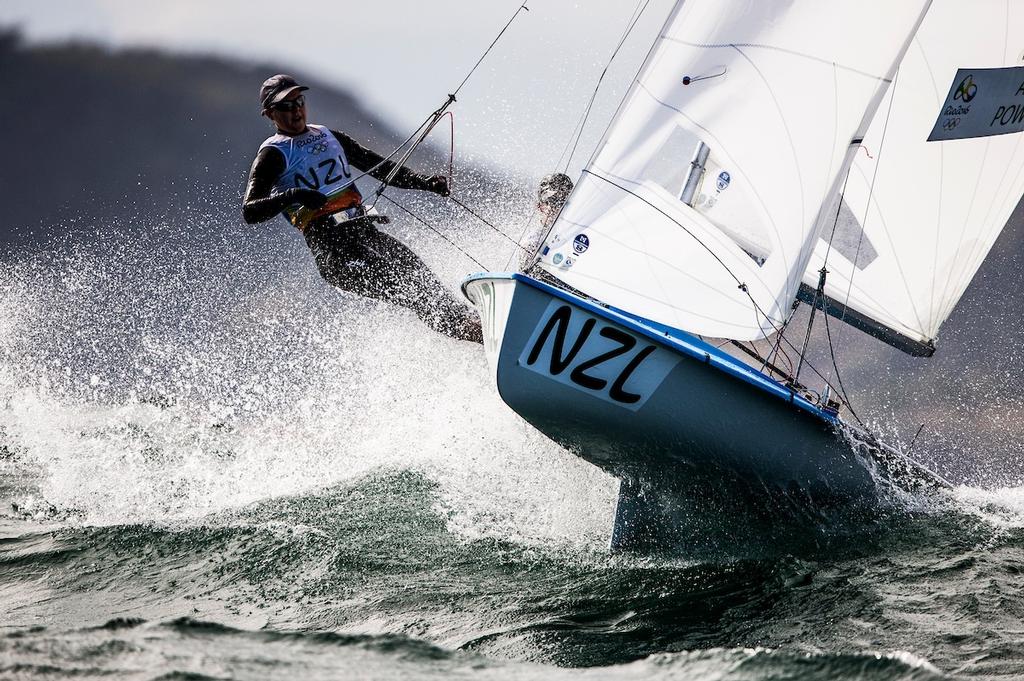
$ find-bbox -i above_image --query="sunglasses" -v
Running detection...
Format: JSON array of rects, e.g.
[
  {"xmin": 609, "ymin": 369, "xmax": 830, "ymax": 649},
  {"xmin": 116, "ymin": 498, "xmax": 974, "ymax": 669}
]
[{"xmin": 270, "ymin": 95, "xmax": 305, "ymax": 112}]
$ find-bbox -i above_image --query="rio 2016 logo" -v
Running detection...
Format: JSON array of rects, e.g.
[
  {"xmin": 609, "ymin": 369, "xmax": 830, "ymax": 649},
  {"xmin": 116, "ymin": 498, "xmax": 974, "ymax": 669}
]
[{"xmin": 955, "ymin": 75, "xmax": 978, "ymax": 103}]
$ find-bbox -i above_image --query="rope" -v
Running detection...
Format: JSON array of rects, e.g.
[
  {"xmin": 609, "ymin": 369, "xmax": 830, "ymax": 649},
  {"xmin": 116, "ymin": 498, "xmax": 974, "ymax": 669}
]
[
  {"xmin": 342, "ymin": 115, "xmax": 436, "ymax": 191},
  {"xmin": 501, "ymin": 0, "xmax": 655, "ymax": 273},
  {"xmin": 765, "ymin": 314, "xmax": 796, "ymax": 377},
  {"xmin": 557, "ymin": 0, "xmax": 653, "ymax": 173},
  {"xmin": 836, "ymin": 67, "xmax": 902, "ymax": 341},
  {"xmin": 369, "ymin": 2, "xmax": 530, "ymax": 214},
  {"xmin": 379, "ymin": 194, "xmax": 489, "ymax": 270},
  {"xmin": 453, "ymin": 3, "xmax": 530, "ymax": 98},
  {"xmin": 441, "ymin": 111, "xmax": 455, "ymax": 180},
  {"xmin": 431, "ymin": 106, "xmax": 527, "ymax": 255},
  {"xmin": 905, "ymin": 423, "xmax": 926, "ymax": 456},
  {"xmin": 821, "ymin": 301, "xmax": 864, "ymax": 426},
  {"xmin": 446, "ymin": 195, "xmax": 526, "ymax": 250},
  {"xmin": 370, "ymin": 96, "xmax": 457, "ymax": 206}
]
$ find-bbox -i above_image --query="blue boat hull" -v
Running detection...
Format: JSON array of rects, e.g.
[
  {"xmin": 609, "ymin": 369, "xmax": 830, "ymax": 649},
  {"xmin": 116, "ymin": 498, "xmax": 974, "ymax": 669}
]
[{"xmin": 462, "ymin": 273, "xmax": 936, "ymax": 551}]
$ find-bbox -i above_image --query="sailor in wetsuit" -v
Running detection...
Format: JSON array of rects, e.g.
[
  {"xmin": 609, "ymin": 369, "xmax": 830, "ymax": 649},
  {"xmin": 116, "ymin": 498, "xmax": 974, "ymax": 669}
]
[{"xmin": 242, "ymin": 74, "xmax": 482, "ymax": 343}]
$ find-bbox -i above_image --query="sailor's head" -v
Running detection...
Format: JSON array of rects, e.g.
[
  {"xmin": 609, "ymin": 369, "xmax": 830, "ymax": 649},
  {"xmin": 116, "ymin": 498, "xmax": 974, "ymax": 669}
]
[
  {"xmin": 537, "ymin": 172, "xmax": 573, "ymax": 223},
  {"xmin": 260, "ymin": 74, "xmax": 309, "ymax": 134}
]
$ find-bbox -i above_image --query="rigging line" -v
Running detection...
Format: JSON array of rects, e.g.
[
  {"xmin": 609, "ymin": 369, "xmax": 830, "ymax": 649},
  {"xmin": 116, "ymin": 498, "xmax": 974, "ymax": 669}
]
[
  {"xmin": 804, "ymin": 161, "xmax": 855, "ymax": 386},
  {"xmin": 836, "ymin": 65, "xmax": 903, "ymax": 345},
  {"xmin": 767, "ymin": 312, "xmax": 796, "ymax": 375},
  {"xmin": 504, "ymin": 212, "xmax": 540, "ymax": 272},
  {"xmin": 513, "ymin": 1, "xmax": 667, "ymax": 273},
  {"xmin": 509, "ymin": 0, "xmax": 651, "ymax": 273},
  {"xmin": 369, "ymin": 96, "xmax": 457, "ymax": 207},
  {"xmin": 584, "ymin": 0, "xmax": 676, "ymax": 171},
  {"xmin": 821, "ymin": 297, "xmax": 864, "ymax": 426},
  {"xmin": 905, "ymin": 422, "xmax": 926, "ymax": 457},
  {"xmin": 766, "ymin": 302, "xmax": 795, "ymax": 369},
  {"xmin": 440, "ymin": 111, "xmax": 455, "ymax": 180},
  {"xmin": 582, "ymin": 169, "xmax": 849, "ymax": 405},
  {"xmin": 445, "ymin": 195, "xmax": 527, "ymax": 250},
  {"xmin": 453, "ymin": 2, "xmax": 531, "ymax": 97},
  {"xmin": 367, "ymin": 2, "xmax": 530, "ymax": 208},
  {"xmin": 558, "ymin": 0, "xmax": 654, "ymax": 173},
  {"xmin": 794, "ymin": 269, "xmax": 823, "ymax": 383},
  {"xmin": 341, "ymin": 115, "xmax": 435, "ymax": 191},
  {"xmin": 821, "ymin": 145, "xmax": 857, "ymax": 268},
  {"xmin": 583, "ymin": 171, "xmax": 749, "ymax": 292},
  {"xmin": 378, "ymin": 194, "xmax": 489, "ymax": 270},
  {"xmin": 770, "ymin": 301, "xmax": 798, "ymax": 372}
]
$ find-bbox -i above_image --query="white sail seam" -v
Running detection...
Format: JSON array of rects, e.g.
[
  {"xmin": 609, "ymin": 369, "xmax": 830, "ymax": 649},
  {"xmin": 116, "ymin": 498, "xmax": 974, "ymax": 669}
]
[
  {"xmin": 910, "ymin": 34, "xmax": 947, "ymax": 335},
  {"xmin": 731, "ymin": 44, "xmax": 803, "ymax": 280},
  {"xmin": 661, "ymin": 36, "xmax": 896, "ymax": 82},
  {"xmin": 583, "ymin": 169, "xmax": 787, "ymax": 330},
  {"xmin": 847, "ymin": 157, "xmax": 929, "ymax": 338},
  {"xmin": 632, "ymin": 80, "xmax": 790, "ymax": 286},
  {"xmin": 578, "ymin": 165, "xmax": 779, "ymax": 300},
  {"xmin": 934, "ymin": 138, "xmax": 991, "ymax": 328},
  {"xmin": 820, "ymin": 62, "xmax": 843, "ymax": 272},
  {"xmin": 949, "ymin": 127, "xmax": 1024, "ymax": 309},
  {"xmin": 940, "ymin": 112, "xmax": 1024, "ymax": 323},
  {"xmin": 943, "ymin": 133, "xmax": 1024, "ymax": 325}
]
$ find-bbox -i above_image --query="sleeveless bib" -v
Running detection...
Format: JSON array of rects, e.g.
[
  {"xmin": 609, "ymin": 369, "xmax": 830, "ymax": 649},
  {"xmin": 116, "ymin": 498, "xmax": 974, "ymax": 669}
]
[{"xmin": 259, "ymin": 124, "xmax": 364, "ymax": 230}]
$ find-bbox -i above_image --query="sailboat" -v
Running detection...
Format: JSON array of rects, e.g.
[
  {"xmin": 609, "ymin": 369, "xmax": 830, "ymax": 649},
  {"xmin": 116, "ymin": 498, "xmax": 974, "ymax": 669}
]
[{"xmin": 462, "ymin": 1, "xmax": 1024, "ymax": 549}]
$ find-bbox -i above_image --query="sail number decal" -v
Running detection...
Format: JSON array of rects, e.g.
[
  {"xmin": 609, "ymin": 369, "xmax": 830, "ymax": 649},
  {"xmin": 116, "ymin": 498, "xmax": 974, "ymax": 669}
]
[{"xmin": 518, "ymin": 301, "xmax": 680, "ymax": 411}]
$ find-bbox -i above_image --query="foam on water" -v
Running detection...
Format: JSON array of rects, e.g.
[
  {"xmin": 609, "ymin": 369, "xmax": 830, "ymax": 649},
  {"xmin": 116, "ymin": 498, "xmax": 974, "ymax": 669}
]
[
  {"xmin": 6, "ymin": 216, "xmax": 1024, "ymax": 679},
  {"xmin": 2, "ymin": 211, "xmax": 1018, "ymax": 558},
  {"xmin": 0, "ymin": 218, "xmax": 614, "ymax": 548},
  {"xmin": 949, "ymin": 484, "xmax": 1024, "ymax": 529}
]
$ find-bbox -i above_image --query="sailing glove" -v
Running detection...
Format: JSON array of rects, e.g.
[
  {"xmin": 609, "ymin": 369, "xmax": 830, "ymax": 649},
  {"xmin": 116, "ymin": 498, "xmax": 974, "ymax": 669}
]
[
  {"xmin": 284, "ymin": 188, "xmax": 329, "ymax": 209},
  {"xmin": 424, "ymin": 175, "xmax": 451, "ymax": 197}
]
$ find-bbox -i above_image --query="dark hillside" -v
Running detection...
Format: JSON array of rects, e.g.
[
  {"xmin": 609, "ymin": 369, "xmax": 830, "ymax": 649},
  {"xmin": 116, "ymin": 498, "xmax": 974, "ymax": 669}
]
[{"xmin": 0, "ymin": 30, "xmax": 461, "ymax": 245}]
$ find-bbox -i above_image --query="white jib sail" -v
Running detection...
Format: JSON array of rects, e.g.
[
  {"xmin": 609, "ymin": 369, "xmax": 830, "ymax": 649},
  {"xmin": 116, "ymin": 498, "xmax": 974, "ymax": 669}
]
[
  {"xmin": 538, "ymin": 0, "xmax": 931, "ymax": 341},
  {"xmin": 805, "ymin": 1, "xmax": 1024, "ymax": 349}
]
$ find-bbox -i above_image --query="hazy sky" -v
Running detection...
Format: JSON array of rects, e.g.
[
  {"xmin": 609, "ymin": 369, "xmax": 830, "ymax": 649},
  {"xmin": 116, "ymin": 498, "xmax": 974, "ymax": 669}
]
[{"xmin": 1, "ymin": 0, "xmax": 675, "ymax": 176}]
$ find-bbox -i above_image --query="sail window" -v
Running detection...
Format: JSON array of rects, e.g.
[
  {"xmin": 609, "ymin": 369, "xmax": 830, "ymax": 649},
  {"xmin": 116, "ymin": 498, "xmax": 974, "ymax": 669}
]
[
  {"xmin": 642, "ymin": 125, "xmax": 699, "ymax": 197},
  {"xmin": 637, "ymin": 127, "xmax": 775, "ymax": 266},
  {"xmin": 820, "ymin": 199, "xmax": 878, "ymax": 270}
]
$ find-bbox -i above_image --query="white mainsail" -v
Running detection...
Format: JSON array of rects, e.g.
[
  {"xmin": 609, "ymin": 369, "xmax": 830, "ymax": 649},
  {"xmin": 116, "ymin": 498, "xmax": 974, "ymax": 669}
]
[
  {"xmin": 538, "ymin": 0, "xmax": 931, "ymax": 341},
  {"xmin": 804, "ymin": 2, "xmax": 1024, "ymax": 352}
]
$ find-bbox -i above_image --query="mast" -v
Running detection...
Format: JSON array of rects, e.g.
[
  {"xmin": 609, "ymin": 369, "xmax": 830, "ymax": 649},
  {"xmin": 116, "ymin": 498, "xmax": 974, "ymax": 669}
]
[{"xmin": 679, "ymin": 142, "xmax": 710, "ymax": 206}]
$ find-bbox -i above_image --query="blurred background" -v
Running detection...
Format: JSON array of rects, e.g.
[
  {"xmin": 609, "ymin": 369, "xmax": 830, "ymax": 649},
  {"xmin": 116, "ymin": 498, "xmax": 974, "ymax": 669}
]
[
  {"xmin": 0, "ymin": 0, "xmax": 1022, "ymax": 485},
  {"xmin": 0, "ymin": 0, "xmax": 676, "ymax": 245}
]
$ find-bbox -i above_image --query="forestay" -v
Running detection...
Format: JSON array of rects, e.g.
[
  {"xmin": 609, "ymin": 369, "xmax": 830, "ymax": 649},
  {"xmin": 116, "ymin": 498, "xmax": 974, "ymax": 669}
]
[
  {"xmin": 538, "ymin": 0, "xmax": 931, "ymax": 341},
  {"xmin": 805, "ymin": 1, "xmax": 1024, "ymax": 352}
]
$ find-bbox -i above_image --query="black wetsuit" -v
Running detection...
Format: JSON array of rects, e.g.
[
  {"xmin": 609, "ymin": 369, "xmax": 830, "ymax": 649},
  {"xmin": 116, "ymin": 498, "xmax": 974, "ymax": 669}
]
[{"xmin": 243, "ymin": 129, "xmax": 481, "ymax": 343}]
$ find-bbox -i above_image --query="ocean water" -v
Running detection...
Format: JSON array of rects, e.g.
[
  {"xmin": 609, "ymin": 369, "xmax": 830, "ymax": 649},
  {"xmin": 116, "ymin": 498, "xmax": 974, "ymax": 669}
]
[{"xmin": 2, "ymin": 220, "xmax": 1023, "ymax": 680}]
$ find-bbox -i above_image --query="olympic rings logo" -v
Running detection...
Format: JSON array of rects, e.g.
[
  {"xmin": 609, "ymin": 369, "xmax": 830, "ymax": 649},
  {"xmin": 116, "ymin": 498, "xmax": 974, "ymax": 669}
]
[
  {"xmin": 306, "ymin": 142, "xmax": 329, "ymax": 154},
  {"xmin": 942, "ymin": 118, "xmax": 960, "ymax": 131},
  {"xmin": 955, "ymin": 75, "xmax": 977, "ymax": 103}
]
